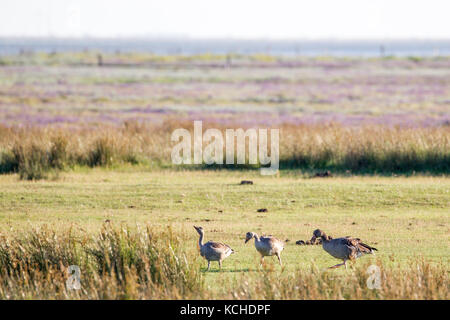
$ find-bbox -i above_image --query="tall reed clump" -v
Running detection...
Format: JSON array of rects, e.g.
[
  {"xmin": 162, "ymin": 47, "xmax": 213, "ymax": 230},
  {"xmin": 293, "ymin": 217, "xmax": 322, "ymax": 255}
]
[
  {"xmin": 0, "ymin": 123, "xmax": 173, "ymax": 180},
  {"xmin": 10, "ymin": 137, "xmax": 67, "ymax": 180},
  {"xmin": 0, "ymin": 225, "xmax": 203, "ymax": 299},
  {"xmin": 0, "ymin": 121, "xmax": 449, "ymax": 180},
  {"xmin": 279, "ymin": 124, "xmax": 450, "ymax": 174},
  {"xmin": 0, "ymin": 126, "xmax": 69, "ymax": 180}
]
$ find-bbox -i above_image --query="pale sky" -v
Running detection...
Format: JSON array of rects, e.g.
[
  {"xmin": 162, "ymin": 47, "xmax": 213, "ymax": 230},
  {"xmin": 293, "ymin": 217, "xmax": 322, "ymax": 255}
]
[{"xmin": 1, "ymin": 0, "xmax": 449, "ymax": 39}]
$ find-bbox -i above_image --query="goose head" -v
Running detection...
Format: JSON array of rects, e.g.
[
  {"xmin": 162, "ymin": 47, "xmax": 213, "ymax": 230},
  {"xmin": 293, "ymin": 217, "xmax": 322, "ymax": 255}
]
[
  {"xmin": 193, "ymin": 226, "xmax": 204, "ymax": 236},
  {"xmin": 245, "ymin": 232, "xmax": 256, "ymax": 243},
  {"xmin": 311, "ymin": 229, "xmax": 328, "ymax": 243}
]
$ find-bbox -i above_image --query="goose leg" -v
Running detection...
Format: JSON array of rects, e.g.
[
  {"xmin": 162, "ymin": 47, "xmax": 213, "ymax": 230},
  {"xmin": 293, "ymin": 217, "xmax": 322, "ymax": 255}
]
[
  {"xmin": 218, "ymin": 260, "xmax": 222, "ymax": 270},
  {"xmin": 207, "ymin": 261, "xmax": 211, "ymax": 271},
  {"xmin": 260, "ymin": 256, "xmax": 264, "ymax": 267},
  {"xmin": 276, "ymin": 253, "xmax": 282, "ymax": 266},
  {"xmin": 329, "ymin": 262, "xmax": 346, "ymax": 269}
]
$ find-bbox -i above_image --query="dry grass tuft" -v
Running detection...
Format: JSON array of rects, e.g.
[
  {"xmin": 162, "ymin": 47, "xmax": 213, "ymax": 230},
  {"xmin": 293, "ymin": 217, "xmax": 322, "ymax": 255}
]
[{"xmin": 0, "ymin": 225, "xmax": 203, "ymax": 299}]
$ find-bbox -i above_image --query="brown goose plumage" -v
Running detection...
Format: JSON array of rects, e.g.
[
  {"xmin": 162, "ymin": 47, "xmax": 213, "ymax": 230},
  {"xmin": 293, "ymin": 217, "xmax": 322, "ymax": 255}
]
[
  {"xmin": 245, "ymin": 232, "xmax": 284, "ymax": 266},
  {"xmin": 311, "ymin": 229, "xmax": 377, "ymax": 269},
  {"xmin": 194, "ymin": 226, "xmax": 234, "ymax": 271}
]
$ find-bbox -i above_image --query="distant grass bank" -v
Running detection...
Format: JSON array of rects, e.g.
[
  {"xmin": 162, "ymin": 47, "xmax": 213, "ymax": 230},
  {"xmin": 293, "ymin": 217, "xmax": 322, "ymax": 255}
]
[{"xmin": 0, "ymin": 122, "xmax": 449, "ymax": 180}]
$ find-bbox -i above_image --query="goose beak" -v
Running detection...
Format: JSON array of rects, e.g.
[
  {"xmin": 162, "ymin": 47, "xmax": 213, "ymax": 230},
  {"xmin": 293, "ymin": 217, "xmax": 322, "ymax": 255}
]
[{"xmin": 244, "ymin": 238, "xmax": 250, "ymax": 244}]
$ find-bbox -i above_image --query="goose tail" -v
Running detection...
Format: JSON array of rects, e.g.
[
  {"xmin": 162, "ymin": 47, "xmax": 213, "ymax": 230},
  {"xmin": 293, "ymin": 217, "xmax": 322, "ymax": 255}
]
[{"xmin": 360, "ymin": 242, "xmax": 378, "ymax": 254}]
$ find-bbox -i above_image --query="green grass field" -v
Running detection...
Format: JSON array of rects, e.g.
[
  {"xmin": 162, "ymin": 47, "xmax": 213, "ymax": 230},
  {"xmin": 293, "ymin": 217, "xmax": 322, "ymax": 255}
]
[
  {"xmin": 1, "ymin": 168, "xmax": 448, "ymax": 298},
  {"xmin": 0, "ymin": 55, "xmax": 448, "ymax": 299}
]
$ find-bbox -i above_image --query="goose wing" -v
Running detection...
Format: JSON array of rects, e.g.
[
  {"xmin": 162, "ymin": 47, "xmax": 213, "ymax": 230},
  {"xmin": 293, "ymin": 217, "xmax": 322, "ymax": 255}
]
[
  {"xmin": 206, "ymin": 241, "xmax": 234, "ymax": 253},
  {"xmin": 342, "ymin": 237, "xmax": 377, "ymax": 253},
  {"xmin": 261, "ymin": 235, "xmax": 285, "ymax": 248}
]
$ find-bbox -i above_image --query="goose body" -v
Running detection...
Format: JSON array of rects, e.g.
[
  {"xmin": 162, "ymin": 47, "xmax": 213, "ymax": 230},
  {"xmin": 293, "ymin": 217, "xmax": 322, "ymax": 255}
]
[
  {"xmin": 245, "ymin": 232, "xmax": 284, "ymax": 265},
  {"xmin": 199, "ymin": 241, "xmax": 234, "ymax": 262},
  {"xmin": 194, "ymin": 226, "xmax": 234, "ymax": 270},
  {"xmin": 311, "ymin": 229, "xmax": 377, "ymax": 269}
]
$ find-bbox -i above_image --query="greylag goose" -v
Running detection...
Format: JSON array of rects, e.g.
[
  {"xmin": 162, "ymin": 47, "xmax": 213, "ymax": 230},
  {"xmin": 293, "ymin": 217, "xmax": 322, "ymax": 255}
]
[
  {"xmin": 311, "ymin": 229, "xmax": 377, "ymax": 269},
  {"xmin": 245, "ymin": 232, "xmax": 284, "ymax": 266},
  {"xmin": 194, "ymin": 226, "xmax": 234, "ymax": 271}
]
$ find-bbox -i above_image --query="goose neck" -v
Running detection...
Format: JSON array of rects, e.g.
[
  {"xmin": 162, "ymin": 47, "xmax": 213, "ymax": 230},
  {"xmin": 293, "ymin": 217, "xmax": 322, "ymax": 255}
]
[
  {"xmin": 321, "ymin": 233, "xmax": 331, "ymax": 242},
  {"xmin": 198, "ymin": 232, "xmax": 204, "ymax": 247}
]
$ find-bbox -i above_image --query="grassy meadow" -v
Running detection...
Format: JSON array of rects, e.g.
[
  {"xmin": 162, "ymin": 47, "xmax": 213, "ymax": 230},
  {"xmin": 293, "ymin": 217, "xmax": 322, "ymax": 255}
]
[
  {"xmin": 0, "ymin": 53, "xmax": 448, "ymax": 299},
  {"xmin": 0, "ymin": 169, "xmax": 448, "ymax": 299}
]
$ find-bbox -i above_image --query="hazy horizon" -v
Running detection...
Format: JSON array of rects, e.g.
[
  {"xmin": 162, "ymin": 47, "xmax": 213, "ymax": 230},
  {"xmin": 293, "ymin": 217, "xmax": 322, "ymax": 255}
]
[
  {"xmin": 2, "ymin": 37, "xmax": 450, "ymax": 57},
  {"xmin": 2, "ymin": 36, "xmax": 450, "ymax": 41}
]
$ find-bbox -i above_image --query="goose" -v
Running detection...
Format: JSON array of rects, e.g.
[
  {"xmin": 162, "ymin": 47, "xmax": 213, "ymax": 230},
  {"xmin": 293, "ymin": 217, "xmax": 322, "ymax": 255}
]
[
  {"xmin": 311, "ymin": 229, "xmax": 377, "ymax": 269},
  {"xmin": 245, "ymin": 232, "xmax": 284, "ymax": 266},
  {"xmin": 194, "ymin": 226, "xmax": 234, "ymax": 271}
]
